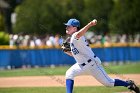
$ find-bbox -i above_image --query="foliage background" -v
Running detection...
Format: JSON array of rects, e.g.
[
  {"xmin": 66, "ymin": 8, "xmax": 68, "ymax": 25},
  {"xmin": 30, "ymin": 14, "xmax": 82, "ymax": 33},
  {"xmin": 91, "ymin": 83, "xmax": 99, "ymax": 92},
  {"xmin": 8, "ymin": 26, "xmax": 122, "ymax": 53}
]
[{"xmin": 0, "ymin": 0, "xmax": 140, "ymax": 44}]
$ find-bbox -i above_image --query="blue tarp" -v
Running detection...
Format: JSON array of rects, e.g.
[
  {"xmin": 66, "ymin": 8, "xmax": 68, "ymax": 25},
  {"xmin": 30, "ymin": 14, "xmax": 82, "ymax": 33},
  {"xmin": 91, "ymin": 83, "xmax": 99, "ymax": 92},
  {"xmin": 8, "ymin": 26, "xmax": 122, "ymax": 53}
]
[{"xmin": 0, "ymin": 47, "xmax": 140, "ymax": 68}]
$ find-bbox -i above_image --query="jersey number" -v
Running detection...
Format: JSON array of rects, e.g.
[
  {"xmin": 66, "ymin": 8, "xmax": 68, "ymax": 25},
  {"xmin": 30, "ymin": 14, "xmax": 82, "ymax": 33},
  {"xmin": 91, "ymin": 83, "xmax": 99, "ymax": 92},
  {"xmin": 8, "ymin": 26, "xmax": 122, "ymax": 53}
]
[
  {"xmin": 71, "ymin": 43, "xmax": 79, "ymax": 55},
  {"xmin": 72, "ymin": 48, "xmax": 79, "ymax": 55}
]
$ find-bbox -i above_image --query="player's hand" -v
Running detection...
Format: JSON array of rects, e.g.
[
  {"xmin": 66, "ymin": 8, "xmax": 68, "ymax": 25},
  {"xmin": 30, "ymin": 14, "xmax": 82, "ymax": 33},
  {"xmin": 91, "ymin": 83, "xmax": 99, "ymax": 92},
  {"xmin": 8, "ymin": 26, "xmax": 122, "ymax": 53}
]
[
  {"xmin": 61, "ymin": 37, "xmax": 71, "ymax": 52},
  {"xmin": 89, "ymin": 19, "xmax": 97, "ymax": 26}
]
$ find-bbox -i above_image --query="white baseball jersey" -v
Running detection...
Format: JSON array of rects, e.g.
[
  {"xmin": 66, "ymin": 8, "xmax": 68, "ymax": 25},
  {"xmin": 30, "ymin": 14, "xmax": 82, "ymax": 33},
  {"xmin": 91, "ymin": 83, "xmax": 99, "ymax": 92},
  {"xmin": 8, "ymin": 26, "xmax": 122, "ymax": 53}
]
[
  {"xmin": 70, "ymin": 32, "xmax": 95, "ymax": 64},
  {"xmin": 66, "ymin": 32, "xmax": 115, "ymax": 87}
]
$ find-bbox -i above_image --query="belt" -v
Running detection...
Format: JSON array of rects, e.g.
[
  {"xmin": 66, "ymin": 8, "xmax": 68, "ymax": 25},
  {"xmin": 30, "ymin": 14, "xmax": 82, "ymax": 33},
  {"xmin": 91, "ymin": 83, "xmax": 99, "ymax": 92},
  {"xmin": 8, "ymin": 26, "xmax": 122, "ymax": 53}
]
[{"xmin": 80, "ymin": 55, "xmax": 96, "ymax": 66}]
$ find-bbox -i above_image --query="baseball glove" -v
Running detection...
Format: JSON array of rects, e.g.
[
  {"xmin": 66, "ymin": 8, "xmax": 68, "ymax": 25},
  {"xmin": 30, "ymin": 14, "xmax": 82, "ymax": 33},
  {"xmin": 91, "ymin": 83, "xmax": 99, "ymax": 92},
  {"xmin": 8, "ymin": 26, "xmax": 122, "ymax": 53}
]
[{"xmin": 61, "ymin": 37, "xmax": 71, "ymax": 52}]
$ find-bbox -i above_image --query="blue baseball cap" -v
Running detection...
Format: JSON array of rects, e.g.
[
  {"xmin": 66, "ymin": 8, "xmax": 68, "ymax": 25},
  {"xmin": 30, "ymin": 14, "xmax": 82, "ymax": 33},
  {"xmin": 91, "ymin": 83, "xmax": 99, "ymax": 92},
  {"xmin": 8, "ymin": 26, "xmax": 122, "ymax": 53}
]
[{"xmin": 64, "ymin": 18, "xmax": 80, "ymax": 27}]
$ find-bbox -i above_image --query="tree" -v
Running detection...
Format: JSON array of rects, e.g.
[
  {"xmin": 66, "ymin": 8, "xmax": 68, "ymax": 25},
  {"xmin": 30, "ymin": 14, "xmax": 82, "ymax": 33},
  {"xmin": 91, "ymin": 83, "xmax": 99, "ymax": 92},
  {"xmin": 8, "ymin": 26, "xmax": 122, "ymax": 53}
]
[
  {"xmin": 14, "ymin": 0, "xmax": 44, "ymax": 35},
  {"xmin": 14, "ymin": 0, "xmax": 84, "ymax": 35},
  {"xmin": 109, "ymin": 0, "xmax": 140, "ymax": 35},
  {"xmin": 82, "ymin": 0, "xmax": 113, "ymax": 35},
  {"xmin": 0, "ymin": 13, "xmax": 4, "ymax": 31},
  {"xmin": 14, "ymin": 0, "xmax": 115, "ymax": 36},
  {"xmin": 0, "ymin": 0, "xmax": 22, "ymax": 34}
]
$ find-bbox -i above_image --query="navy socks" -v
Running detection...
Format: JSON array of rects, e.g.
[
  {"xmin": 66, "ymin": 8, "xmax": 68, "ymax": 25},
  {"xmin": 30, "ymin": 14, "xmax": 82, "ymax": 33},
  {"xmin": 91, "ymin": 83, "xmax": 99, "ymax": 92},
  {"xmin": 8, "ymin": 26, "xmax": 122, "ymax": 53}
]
[
  {"xmin": 114, "ymin": 79, "xmax": 130, "ymax": 87},
  {"xmin": 66, "ymin": 79, "xmax": 74, "ymax": 93}
]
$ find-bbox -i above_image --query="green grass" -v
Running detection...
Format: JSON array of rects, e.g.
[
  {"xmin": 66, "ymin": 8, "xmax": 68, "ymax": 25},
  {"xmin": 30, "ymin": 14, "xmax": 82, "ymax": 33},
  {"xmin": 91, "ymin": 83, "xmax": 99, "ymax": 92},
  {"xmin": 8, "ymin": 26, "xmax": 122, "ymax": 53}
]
[
  {"xmin": 0, "ymin": 86, "xmax": 130, "ymax": 93},
  {"xmin": 0, "ymin": 63, "xmax": 140, "ymax": 77},
  {"xmin": 104, "ymin": 62, "xmax": 140, "ymax": 74},
  {"xmin": 0, "ymin": 66, "xmax": 68, "ymax": 77}
]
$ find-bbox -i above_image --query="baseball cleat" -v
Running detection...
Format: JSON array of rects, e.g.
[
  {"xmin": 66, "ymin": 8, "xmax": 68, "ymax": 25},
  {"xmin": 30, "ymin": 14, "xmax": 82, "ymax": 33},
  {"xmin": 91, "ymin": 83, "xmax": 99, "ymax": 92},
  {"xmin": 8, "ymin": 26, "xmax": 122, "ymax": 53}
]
[{"xmin": 126, "ymin": 80, "xmax": 140, "ymax": 93}]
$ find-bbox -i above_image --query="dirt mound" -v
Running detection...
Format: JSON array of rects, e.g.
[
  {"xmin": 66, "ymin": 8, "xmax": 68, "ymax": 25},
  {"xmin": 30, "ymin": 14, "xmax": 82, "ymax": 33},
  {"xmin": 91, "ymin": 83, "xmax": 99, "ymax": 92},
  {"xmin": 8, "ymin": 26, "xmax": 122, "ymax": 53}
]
[{"xmin": 0, "ymin": 74, "xmax": 140, "ymax": 87}]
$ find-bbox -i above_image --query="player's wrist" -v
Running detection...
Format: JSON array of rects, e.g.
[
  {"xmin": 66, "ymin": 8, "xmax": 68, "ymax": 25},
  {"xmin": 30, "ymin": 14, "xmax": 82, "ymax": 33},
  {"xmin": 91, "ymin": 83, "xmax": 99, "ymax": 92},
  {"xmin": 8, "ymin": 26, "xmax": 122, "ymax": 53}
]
[{"xmin": 88, "ymin": 22, "xmax": 93, "ymax": 27}]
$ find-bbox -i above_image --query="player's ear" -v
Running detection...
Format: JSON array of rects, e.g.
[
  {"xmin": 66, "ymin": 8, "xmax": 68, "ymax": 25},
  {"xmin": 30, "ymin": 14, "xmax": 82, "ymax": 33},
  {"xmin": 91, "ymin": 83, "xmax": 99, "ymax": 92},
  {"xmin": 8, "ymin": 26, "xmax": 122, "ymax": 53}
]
[{"xmin": 74, "ymin": 27, "xmax": 78, "ymax": 31}]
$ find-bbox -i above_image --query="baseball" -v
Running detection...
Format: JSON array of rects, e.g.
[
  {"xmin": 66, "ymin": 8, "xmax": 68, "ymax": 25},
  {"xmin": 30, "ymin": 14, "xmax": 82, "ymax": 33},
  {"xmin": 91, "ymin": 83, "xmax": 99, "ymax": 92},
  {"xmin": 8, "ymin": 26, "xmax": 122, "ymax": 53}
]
[{"xmin": 92, "ymin": 19, "xmax": 97, "ymax": 23}]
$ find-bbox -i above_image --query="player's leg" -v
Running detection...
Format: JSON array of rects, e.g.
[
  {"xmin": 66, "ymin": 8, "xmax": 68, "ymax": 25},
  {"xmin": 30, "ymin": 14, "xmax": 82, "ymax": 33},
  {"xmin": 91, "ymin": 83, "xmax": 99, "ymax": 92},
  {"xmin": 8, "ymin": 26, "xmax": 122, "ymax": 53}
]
[
  {"xmin": 65, "ymin": 63, "xmax": 86, "ymax": 93},
  {"xmin": 90, "ymin": 57, "xmax": 139, "ymax": 93},
  {"xmin": 66, "ymin": 79, "xmax": 74, "ymax": 93},
  {"xmin": 90, "ymin": 63, "xmax": 129, "ymax": 87}
]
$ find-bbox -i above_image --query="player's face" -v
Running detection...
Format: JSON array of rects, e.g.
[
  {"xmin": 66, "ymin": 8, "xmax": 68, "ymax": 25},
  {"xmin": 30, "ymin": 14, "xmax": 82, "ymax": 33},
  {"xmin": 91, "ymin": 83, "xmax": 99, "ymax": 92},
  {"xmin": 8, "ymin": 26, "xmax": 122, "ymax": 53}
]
[{"xmin": 66, "ymin": 26, "xmax": 77, "ymax": 35}]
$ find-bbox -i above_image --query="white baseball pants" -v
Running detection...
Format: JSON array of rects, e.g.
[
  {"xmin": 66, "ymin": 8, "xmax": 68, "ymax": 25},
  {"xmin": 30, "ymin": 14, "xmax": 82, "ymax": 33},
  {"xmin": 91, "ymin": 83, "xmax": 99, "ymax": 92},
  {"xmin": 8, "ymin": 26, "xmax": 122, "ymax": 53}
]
[{"xmin": 65, "ymin": 57, "xmax": 115, "ymax": 87}]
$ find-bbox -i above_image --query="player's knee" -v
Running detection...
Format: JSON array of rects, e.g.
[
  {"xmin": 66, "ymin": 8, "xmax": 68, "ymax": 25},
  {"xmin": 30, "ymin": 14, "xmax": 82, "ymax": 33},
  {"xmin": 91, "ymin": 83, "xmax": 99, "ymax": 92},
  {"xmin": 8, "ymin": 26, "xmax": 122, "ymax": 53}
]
[{"xmin": 65, "ymin": 69, "xmax": 74, "ymax": 80}]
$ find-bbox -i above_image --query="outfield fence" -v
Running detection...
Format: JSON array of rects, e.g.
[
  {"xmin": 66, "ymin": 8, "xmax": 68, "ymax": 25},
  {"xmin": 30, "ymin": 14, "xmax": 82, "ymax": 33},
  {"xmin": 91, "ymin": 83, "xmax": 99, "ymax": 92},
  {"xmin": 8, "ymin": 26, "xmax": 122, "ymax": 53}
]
[{"xmin": 0, "ymin": 45, "xmax": 140, "ymax": 69}]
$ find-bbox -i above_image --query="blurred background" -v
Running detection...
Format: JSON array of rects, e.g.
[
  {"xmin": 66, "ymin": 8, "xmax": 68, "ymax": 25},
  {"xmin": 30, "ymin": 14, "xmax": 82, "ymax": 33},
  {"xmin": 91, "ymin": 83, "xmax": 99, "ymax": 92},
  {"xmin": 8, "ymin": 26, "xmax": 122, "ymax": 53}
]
[{"xmin": 0, "ymin": 0, "xmax": 140, "ymax": 69}]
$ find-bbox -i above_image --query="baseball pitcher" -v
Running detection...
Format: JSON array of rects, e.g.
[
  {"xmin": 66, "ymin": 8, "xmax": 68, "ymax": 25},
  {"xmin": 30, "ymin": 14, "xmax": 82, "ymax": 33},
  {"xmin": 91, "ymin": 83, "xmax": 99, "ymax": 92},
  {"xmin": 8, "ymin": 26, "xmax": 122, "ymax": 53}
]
[{"xmin": 62, "ymin": 18, "xmax": 140, "ymax": 93}]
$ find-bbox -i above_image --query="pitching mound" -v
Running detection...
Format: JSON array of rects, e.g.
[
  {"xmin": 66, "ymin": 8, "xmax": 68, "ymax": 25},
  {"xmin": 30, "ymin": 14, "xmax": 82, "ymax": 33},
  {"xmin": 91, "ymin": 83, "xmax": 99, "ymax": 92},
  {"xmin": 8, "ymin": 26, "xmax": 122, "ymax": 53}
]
[{"xmin": 0, "ymin": 74, "xmax": 140, "ymax": 87}]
